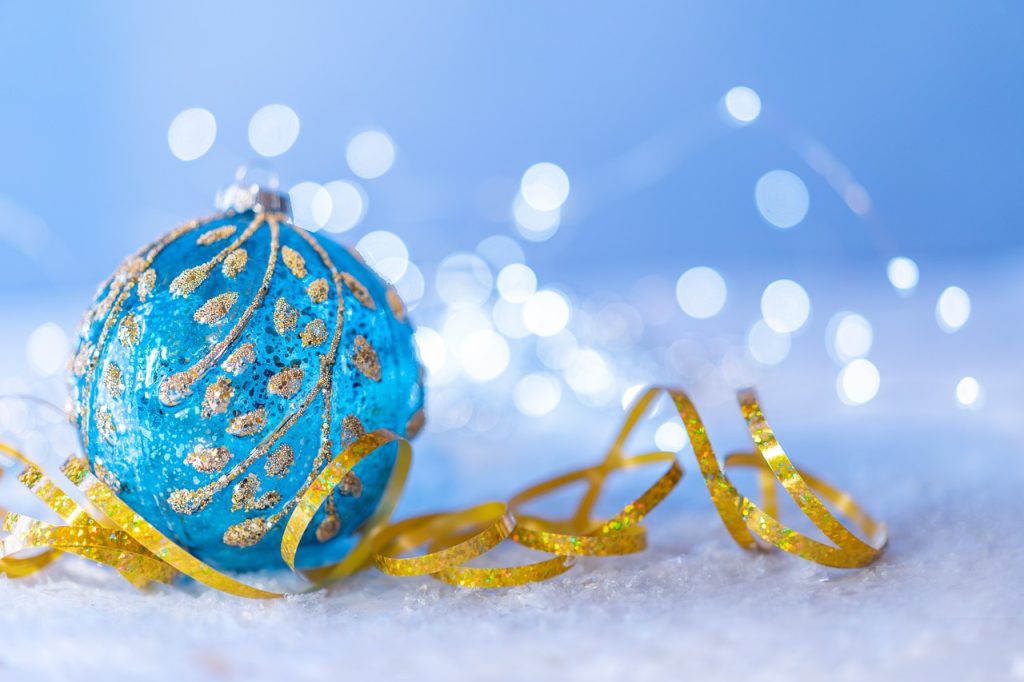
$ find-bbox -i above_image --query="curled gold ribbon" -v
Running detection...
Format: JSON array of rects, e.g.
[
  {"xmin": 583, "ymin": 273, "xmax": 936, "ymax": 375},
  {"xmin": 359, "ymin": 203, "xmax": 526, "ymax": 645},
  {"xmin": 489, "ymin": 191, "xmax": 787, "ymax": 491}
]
[{"xmin": 0, "ymin": 387, "xmax": 886, "ymax": 596}]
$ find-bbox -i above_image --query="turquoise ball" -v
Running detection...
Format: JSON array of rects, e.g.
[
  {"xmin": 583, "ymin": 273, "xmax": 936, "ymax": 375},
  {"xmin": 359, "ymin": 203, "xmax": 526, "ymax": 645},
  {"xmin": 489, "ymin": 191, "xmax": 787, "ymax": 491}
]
[{"xmin": 69, "ymin": 210, "xmax": 424, "ymax": 571}]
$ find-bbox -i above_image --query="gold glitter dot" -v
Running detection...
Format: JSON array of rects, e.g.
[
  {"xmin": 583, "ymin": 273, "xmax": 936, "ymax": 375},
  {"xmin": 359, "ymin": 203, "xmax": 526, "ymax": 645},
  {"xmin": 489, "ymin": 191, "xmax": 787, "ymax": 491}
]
[
  {"xmin": 341, "ymin": 272, "xmax": 376, "ymax": 310},
  {"xmin": 226, "ymin": 406, "xmax": 267, "ymax": 437},
  {"xmin": 386, "ymin": 286, "xmax": 406, "ymax": 322},
  {"xmin": 316, "ymin": 501, "xmax": 341, "ymax": 542},
  {"xmin": 341, "ymin": 415, "xmax": 366, "ymax": 448},
  {"xmin": 406, "ymin": 409, "xmax": 426, "ymax": 439},
  {"xmin": 230, "ymin": 473, "xmax": 281, "ymax": 512},
  {"xmin": 351, "ymin": 335, "xmax": 382, "ymax": 382},
  {"xmin": 201, "ymin": 377, "xmax": 234, "ymax": 418},
  {"xmin": 267, "ymin": 367, "xmax": 304, "ymax": 398},
  {"xmin": 339, "ymin": 471, "xmax": 363, "ymax": 498},
  {"xmin": 264, "ymin": 444, "xmax": 294, "ymax": 477},
  {"xmin": 93, "ymin": 459, "xmax": 122, "ymax": 492},
  {"xmin": 223, "ymin": 517, "xmax": 269, "ymax": 547},
  {"xmin": 168, "ymin": 488, "xmax": 212, "ymax": 515},
  {"xmin": 196, "ymin": 225, "xmax": 237, "ymax": 246},
  {"xmin": 103, "ymin": 363, "xmax": 124, "ymax": 399},
  {"xmin": 222, "ymin": 248, "xmax": 248, "ymax": 278},
  {"xmin": 194, "ymin": 291, "xmax": 239, "ymax": 324},
  {"xmin": 281, "ymin": 245, "xmax": 308, "ymax": 279},
  {"xmin": 96, "ymin": 411, "xmax": 117, "ymax": 444},
  {"xmin": 273, "ymin": 297, "xmax": 298, "ymax": 334},
  {"xmin": 170, "ymin": 262, "xmax": 214, "ymax": 298},
  {"xmin": 300, "ymin": 318, "xmax": 328, "ymax": 347},
  {"xmin": 307, "ymin": 278, "xmax": 329, "ymax": 304},
  {"xmin": 222, "ymin": 342, "xmax": 256, "ymax": 375},
  {"xmin": 185, "ymin": 446, "xmax": 232, "ymax": 473},
  {"xmin": 137, "ymin": 268, "xmax": 157, "ymax": 302},
  {"xmin": 117, "ymin": 313, "xmax": 140, "ymax": 347},
  {"xmin": 159, "ymin": 370, "xmax": 196, "ymax": 406}
]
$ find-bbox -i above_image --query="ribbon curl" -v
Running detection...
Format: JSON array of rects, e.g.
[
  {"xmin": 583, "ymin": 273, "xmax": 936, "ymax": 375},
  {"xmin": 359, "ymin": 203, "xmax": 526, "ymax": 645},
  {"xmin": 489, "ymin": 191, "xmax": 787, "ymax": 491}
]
[{"xmin": 0, "ymin": 387, "xmax": 886, "ymax": 597}]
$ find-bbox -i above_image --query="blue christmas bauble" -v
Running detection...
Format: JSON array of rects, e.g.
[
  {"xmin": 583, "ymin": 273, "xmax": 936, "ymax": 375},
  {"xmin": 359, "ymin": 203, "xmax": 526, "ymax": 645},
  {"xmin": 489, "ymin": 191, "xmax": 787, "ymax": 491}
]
[{"xmin": 68, "ymin": 208, "xmax": 424, "ymax": 571}]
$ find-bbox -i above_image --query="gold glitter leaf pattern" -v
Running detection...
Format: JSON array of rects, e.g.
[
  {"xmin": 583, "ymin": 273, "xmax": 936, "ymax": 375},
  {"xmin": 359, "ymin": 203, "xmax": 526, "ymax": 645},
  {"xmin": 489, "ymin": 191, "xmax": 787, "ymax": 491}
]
[
  {"xmin": 137, "ymin": 268, "xmax": 156, "ymax": 302},
  {"xmin": 264, "ymin": 444, "xmax": 294, "ymax": 477},
  {"xmin": 194, "ymin": 291, "xmax": 239, "ymax": 325},
  {"xmin": 386, "ymin": 286, "xmax": 406, "ymax": 322},
  {"xmin": 341, "ymin": 415, "xmax": 366, "ymax": 447},
  {"xmin": 117, "ymin": 313, "xmax": 140, "ymax": 347},
  {"xmin": 341, "ymin": 272, "xmax": 376, "ymax": 310},
  {"xmin": 185, "ymin": 446, "xmax": 232, "ymax": 474},
  {"xmin": 315, "ymin": 500, "xmax": 341, "ymax": 542},
  {"xmin": 226, "ymin": 407, "xmax": 267, "ymax": 437},
  {"xmin": 103, "ymin": 363, "xmax": 124, "ymax": 399},
  {"xmin": 267, "ymin": 367, "xmax": 304, "ymax": 398},
  {"xmin": 222, "ymin": 342, "xmax": 256, "ymax": 375},
  {"xmin": 169, "ymin": 262, "xmax": 214, "ymax": 298},
  {"xmin": 307, "ymin": 278, "xmax": 328, "ymax": 304},
  {"xmin": 196, "ymin": 225, "xmax": 237, "ymax": 246},
  {"xmin": 300, "ymin": 318, "xmax": 328, "ymax": 347},
  {"xmin": 339, "ymin": 471, "xmax": 363, "ymax": 498},
  {"xmin": 96, "ymin": 410, "xmax": 117, "ymax": 444},
  {"xmin": 406, "ymin": 409, "xmax": 426, "ymax": 438},
  {"xmin": 273, "ymin": 297, "xmax": 298, "ymax": 334},
  {"xmin": 201, "ymin": 377, "xmax": 234, "ymax": 418},
  {"xmin": 223, "ymin": 517, "xmax": 269, "ymax": 548},
  {"xmin": 222, "ymin": 248, "xmax": 248, "ymax": 278},
  {"xmin": 159, "ymin": 370, "xmax": 196, "ymax": 406},
  {"xmin": 281, "ymin": 246, "xmax": 308, "ymax": 279},
  {"xmin": 167, "ymin": 488, "xmax": 212, "ymax": 515},
  {"xmin": 231, "ymin": 474, "xmax": 281, "ymax": 512},
  {"xmin": 352, "ymin": 335, "xmax": 382, "ymax": 382}
]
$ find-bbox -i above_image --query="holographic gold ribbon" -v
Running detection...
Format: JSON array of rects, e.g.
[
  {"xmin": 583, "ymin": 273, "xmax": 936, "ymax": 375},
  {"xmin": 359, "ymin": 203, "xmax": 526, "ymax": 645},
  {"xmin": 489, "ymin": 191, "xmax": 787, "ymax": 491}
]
[{"xmin": 0, "ymin": 387, "xmax": 886, "ymax": 597}]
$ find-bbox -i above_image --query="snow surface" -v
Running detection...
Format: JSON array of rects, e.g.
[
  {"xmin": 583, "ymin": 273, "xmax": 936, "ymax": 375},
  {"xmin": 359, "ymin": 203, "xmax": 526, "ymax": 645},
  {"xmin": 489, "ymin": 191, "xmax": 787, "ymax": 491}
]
[{"xmin": 1, "ymin": 267, "xmax": 1022, "ymax": 682}]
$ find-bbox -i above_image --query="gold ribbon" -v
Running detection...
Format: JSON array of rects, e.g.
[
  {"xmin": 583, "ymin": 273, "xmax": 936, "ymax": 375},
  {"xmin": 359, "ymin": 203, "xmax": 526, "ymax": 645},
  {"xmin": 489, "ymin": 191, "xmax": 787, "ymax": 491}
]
[{"xmin": 0, "ymin": 387, "xmax": 886, "ymax": 597}]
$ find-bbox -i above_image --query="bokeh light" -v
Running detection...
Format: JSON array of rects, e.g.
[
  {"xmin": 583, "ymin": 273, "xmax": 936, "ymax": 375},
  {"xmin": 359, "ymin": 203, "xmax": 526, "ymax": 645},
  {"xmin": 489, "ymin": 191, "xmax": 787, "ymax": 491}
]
[
  {"xmin": 461, "ymin": 329, "xmax": 510, "ymax": 382},
  {"xmin": 535, "ymin": 330, "xmax": 578, "ymax": 370},
  {"xmin": 288, "ymin": 181, "xmax": 332, "ymax": 230},
  {"xmin": 955, "ymin": 376, "xmax": 981, "ymax": 408},
  {"xmin": 828, "ymin": 312, "xmax": 873, "ymax": 363},
  {"xmin": 167, "ymin": 108, "xmax": 216, "ymax": 161},
  {"xmin": 675, "ymin": 266, "xmax": 727, "ymax": 319},
  {"xmin": 887, "ymin": 257, "xmax": 919, "ymax": 293},
  {"xmin": 436, "ymin": 253, "xmax": 494, "ymax": 307},
  {"xmin": 26, "ymin": 322, "xmax": 68, "ymax": 376},
  {"xmin": 564, "ymin": 348, "xmax": 614, "ymax": 401},
  {"xmin": 248, "ymin": 104, "xmax": 300, "ymax": 157},
  {"xmin": 346, "ymin": 129, "xmax": 396, "ymax": 179},
  {"xmin": 654, "ymin": 421, "xmax": 688, "ymax": 452},
  {"xmin": 513, "ymin": 195, "xmax": 561, "ymax": 242},
  {"xmin": 476, "ymin": 235, "xmax": 524, "ymax": 270},
  {"xmin": 747, "ymin": 320, "xmax": 791, "ymax": 366},
  {"xmin": 723, "ymin": 86, "xmax": 761, "ymax": 123},
  {"xmin": 496, "ymin": 263, "xmax": 537, "ymax": 303},
  {"xmin": 513, "ymin": 373, "xmax": 562, "ymax": 417},
  {"xmin": 520, "ymin": 162, "xmax": 570, "ymax": 212},
  {"xmin": 837, "ymin": 359, "xmax": 881, "ymax": 405},
  {"xmin": 523, "ymin": 290, "xmax": 570, "ymax": 336},
  {"xmin": 413, "ymin": 326, "xmax": 446, "ymax": 376},
  {"xmin": 356, "ymin": 230, "xmax": 409, "ymax": 283},
  {"xmin": 322, "ymin": 180, "xmax": 366, "ymax": 233},
  {"xmin": 492, "ymin": 299, "xmax": 531, "ymax": 339},
  {"xmin": 755, "ymin": 170, "xmax": 809, "ymax": 229},
  {"xmin": 760, "ymin": 279, "xmax": 811, "ymax": 333},
  {"xmin": 393, "ymin": 262, "xmax": 425, "ymax": 311},
  {"xmin": 936, "ymin": 286, "xmax": 971, "ymax": 332}
]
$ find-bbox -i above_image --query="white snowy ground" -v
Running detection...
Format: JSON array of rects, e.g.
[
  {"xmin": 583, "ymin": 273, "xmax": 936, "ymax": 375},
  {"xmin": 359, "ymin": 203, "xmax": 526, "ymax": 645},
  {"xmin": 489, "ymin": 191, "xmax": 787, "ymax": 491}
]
[{"xmin": 0, "ymin": 262, "xmax": 1021, "ymax": 682}]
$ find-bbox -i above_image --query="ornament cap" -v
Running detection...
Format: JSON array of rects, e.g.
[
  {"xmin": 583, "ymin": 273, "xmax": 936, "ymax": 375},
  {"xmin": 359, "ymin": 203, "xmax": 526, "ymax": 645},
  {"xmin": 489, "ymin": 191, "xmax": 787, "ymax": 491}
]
[{"xmin": 216, "ymin": 164, "xmax": 291, "ymax": 217}]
